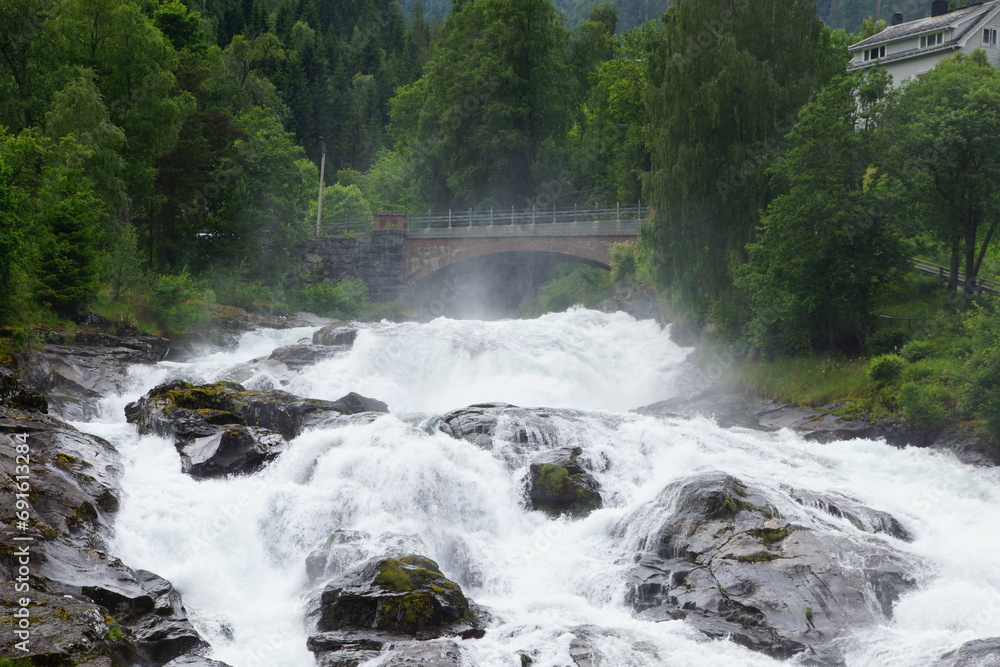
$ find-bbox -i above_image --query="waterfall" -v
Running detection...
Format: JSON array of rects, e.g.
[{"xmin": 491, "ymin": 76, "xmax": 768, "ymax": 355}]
[{"xmin": 70, "ymin": 309, "xmax": 1000, "ymax": 666}]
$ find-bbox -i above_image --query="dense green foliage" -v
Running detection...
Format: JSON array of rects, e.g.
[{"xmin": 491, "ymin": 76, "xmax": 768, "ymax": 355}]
[
  {"xmin": 883, "ymin": 52, "xmax": 1000, "ymax": 295},
  {"xmin": 642, "ymin": 0, "xmax": 842, "ymax": 328},
  {"xmin": 391, "ymin": 0, "xmax": 576, "ymax": 208},
  {"xmin": 739, "ymin": 71, "xmax": 908, "ymax": 353},
  {"xmin": 0, "ymin": 0, "xmax": 431, "ymax": 328},
  {"xmin": 3, "ymin": 0, "xmax": 1000, "ymax": 449}
]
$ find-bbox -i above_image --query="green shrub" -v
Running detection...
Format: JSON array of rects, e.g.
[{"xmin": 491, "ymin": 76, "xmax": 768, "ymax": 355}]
[
  {"xmin": 149, "ymin": 272, "xmax": 214, "ymax": 334},
  {"xmin": 864, "ymin": 327, "xmax": 911, "ymax": 356},
  {"xmin": 899, "ymin": 381, "xmax": 951, "ymax": 429},
  {"xmin": 291, "ymin": 280, "xmax": 368, "ymax": 318},
  {"xmin": 225, "ymin": 278, "xmax": 279, "ymax": 312},
  {"xmin": 945, "ymin": 335, "xmax": 975, "ymax": 358},
  {"xmin": 0, "ymin": 658, "xmax": 36, "ymax": 667},
  {"xmin": 610, "ymin": 241, "xmax": 640, "ymax": 285},
  {"xmin": 535, "ymin": 264, "xmax": 611, "ymax": 313},
  {"xmin": 363, "ymin": 298, "xmax": 409, "ymax": 320},
  {"xmin": 958, "ymin": 306, "xmax": 1000, "ymax": 440},
  {"xmin": 867, "ymin": 354, "xmax": 905, "ymax": 385},
  {"xmin": 900, "ymin": 358, "xmax": 951, "ymax": 384},
  {"xmin": 899, "ymin": 339, "xmax": 937, "ymax": 362}
]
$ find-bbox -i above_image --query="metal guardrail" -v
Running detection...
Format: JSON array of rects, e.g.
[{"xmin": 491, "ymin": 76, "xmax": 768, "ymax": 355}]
[
  {"xmin": 319, "ymin": 203, "xmax": 649, "ymax": 237},
  {"xmin": 911, "ymin": 258, "xmax": 999, "ymax": 293}
]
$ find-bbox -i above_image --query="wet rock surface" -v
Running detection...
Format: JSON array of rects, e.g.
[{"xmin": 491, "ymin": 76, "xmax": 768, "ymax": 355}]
[
  {"xmin": 0, "ymin": 583, "xmax": 136, "ymax": 665},
  {"xmin": 164, "ymin": 307, "xmax": 337, "ymax": 362},
  {"xmin": 306, "ymin": 530, "xmax": 428, "ymax": 585},
  {"xmin": 125, "ymin": 380, "xmax": 388, "ymax": 477},
  {"xmin": 615, "ymin": 471, "xmax": 917, "ymax": 664},
  {"xmin": 637, "ymin": 389, "xmax": 1000, "ymax": 466},
  {"xmin": 312, "ymin": 324, "xmax": 359, "ymax": 347},
  {"xmin": 162, "ymin": 655, "xmax": 234, "ymax": 667},
  {"xmin": 439, "ymin": 403, "xmax": 612, "ymax": 517},
  {"xmin": 0, "ymin": 370, "xmax": 218, "ymax": 666},
  {"xmin": 268, "ymin": 343, "xmax": 344, "ymax": 368},
  {"xmin": 16, "ymin": 329, "xmax": 170, "ymax": 420},
  {"xmin": 527, "ymin": 447, "xmax": 602, "ymax": 517},
  {"xmin": 936, "ymin": 637, "xmax": 1000, "ymax": 666},
  {"xmin": 438, "ymin": 402, "xmax": 571, "ymax": 453},
  {"xmin": 307, "ymin": 554, "xmax": 485, "ymax": 667}
]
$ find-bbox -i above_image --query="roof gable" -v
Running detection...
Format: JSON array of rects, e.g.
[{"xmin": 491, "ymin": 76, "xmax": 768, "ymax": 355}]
[{"xmin": 850, "ymin": 1, "xmax": 999, "ymax": 51}]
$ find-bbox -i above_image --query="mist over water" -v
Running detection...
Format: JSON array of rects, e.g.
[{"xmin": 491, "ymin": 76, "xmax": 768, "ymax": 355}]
[{"xmin": 72, "ymin": 310, "xmax": 1000, "ymax": 666}]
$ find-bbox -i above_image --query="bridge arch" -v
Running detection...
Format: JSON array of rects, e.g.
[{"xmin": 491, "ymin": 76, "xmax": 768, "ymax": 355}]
[{"xmin": 403, "ymin": 232, "xmax": 633, "ymax": 283}]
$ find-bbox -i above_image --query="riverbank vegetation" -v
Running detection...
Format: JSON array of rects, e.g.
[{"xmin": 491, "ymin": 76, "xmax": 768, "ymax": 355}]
[{"xmin": 2, "ymin": 0, "xmax": 997, "ymax": 438}]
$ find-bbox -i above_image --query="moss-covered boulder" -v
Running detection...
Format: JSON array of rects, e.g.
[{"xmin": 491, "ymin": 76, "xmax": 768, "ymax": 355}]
[
  {"xmin": 527, "ymin": 447, "xmax": 602, "ymax": 518},
  {"xmin": 307, "ymin": 555, "xmax": 484, "ymax": 666},
  {"xmin": 125, "ymin": 380, "xmax": 388, "ymax": 477}
]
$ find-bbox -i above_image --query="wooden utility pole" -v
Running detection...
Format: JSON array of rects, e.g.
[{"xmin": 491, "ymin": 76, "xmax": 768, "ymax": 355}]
[{"xmin": 316, "ymin": 136, "xmax": 326, "ymax": 238}]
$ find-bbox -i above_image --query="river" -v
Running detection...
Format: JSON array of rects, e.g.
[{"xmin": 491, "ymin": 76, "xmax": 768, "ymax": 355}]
[{"xmin": 71, "ymin": 309, "xmax": 1000, "ymax": 666}]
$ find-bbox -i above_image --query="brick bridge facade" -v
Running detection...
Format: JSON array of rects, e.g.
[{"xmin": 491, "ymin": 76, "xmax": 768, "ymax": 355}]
[{"xmin": 294, "ymin": 219, "xmax": 643, "ymax": 301}]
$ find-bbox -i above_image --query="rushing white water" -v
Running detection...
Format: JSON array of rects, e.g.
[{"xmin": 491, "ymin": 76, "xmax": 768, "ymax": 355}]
[{"xmin": 72, "ymin": 309, "xmax": 1000, "ymax": 667}]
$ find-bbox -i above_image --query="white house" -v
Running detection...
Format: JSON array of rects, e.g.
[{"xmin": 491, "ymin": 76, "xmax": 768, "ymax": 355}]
[{"xmin": 848, "ymin": 0, "xmax": 1000, "ymax": 84}]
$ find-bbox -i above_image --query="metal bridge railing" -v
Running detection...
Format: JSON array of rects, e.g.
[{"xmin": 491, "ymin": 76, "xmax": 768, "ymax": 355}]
[
  {"xmin": 911, "ymin": 258, "xmax": 999, "ymax": 293},
  {"xmin": 319, "ymin": 203, "xmax": 648, "ymax": 237}
]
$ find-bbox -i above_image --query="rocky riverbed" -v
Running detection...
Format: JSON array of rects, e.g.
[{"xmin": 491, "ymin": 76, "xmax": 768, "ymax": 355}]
[{"xmin": 3, "ymin": 310, "xmax": 1000, "ymax": 666}]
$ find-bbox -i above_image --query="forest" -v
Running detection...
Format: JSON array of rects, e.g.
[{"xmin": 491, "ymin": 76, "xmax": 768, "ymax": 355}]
[{"xmin": 4, "ymin": 0, "xmax": 1000, "ymax": 435}]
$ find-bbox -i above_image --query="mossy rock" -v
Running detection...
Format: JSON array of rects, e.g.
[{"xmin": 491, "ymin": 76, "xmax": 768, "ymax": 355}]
[
  {"xmin": 316, "ymin": 555, "xmax": 481, "ymax": 638},
  {"xmin": 527, "ymin": 447, "xmax": 602, "ymax": 518}
]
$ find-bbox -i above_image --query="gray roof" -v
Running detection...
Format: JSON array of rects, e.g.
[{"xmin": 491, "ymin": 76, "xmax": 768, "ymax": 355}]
[{"xmin": 851, "ymin": 1, "xmax": 998, "ymax": 51}]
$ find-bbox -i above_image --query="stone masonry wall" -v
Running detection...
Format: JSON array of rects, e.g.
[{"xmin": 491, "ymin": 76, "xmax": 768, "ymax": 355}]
[{"xmin": 294, "ymin": 231, "xmax": 407, "ymax": 302}]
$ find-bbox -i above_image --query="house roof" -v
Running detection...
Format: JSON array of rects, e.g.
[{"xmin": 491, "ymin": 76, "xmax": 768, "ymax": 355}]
[{"xmin": 850, "ymin": 1, "xmax": 999, "ymax": 51}]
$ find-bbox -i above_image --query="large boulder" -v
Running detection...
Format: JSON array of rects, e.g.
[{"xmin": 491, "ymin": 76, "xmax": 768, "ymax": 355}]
[
  {"xmin": 615, "ymin": 472, "xmax": 916, "ymax": 664},
  {"xmin": 268, "ymin": 344, "xmax": 344, "ymax": 368},
  {"xmin": 16, "ymin": 330, "xmax": 170, "ymax": 420},
  {"xmin": 307, "ymin": 555, "xmax": 485, "ymax": 667},
  {"xmin": 439, "ymin": 404, "xmax": 606, "ymax": 517},
  {"xmin": 0, "ymin": 583, "xmax": 137, "ymax": 665},
  {"xmin": 0, "ymin": 375, "xmax": 216, "ymax": 666},
  {"xmin": 125, "ymin": 380, "xmax": 388, "ymax": 477},
  {"xmin": 82, "ymin": 569, "xmax": 208, "ymax": 664},
  {"xmin": 312, "ymin": 324, "xmax": 359, "ymax": 347},
  {"xmin": 526, "ymin": 447, "xmax": 602, "ymax": 517},
  {"xmin": 438, "ymin": 403, "xmax": 569, "ymax": 455},
  {"xmin": 305, "ymin": 530, "xmax": 428, "ymax": 584},
  {"xmin": 178, "ymin": 425, "xmax": 287, "ymax": 478}
]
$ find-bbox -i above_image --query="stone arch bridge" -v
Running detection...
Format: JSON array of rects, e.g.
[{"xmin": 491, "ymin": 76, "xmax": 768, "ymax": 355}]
[{"xmin": 295, "ymin": 207, "xmax": 646, "ymax": 300}]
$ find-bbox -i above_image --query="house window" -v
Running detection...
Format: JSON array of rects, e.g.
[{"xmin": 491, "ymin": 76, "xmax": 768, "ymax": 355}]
[
  {"xmin": 920, "ymin": 32, "xmax": 944, "ymax": 48},
  {"xmin": 985, "ymin": 28, "xmax": 998, "ymax": 46},
  {"xmin": 863, "ymin": 45, "xmax": 886, "ymax": 61}
]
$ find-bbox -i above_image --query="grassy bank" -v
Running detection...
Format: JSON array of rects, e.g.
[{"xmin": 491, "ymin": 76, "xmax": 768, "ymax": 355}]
[
  {"xmin": 712, "ymin": 280, "xmax": 993, "ymax": 435},
  {"xmin": 722, "ymin": 354, "xmax": 873, "ymax": 412}
]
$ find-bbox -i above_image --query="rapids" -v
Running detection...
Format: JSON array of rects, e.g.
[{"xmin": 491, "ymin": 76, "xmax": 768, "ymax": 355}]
[{"xmin": 72, "ymin": 309, "xmax": 1000, "ymax": 666}]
